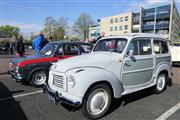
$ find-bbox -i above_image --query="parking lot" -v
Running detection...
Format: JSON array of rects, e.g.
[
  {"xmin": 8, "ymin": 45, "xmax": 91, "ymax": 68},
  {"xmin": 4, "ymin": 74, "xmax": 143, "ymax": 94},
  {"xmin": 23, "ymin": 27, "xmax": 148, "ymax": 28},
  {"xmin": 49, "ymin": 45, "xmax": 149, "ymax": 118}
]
[{"xmin": 0, "ymin": 54, "xmax": 180, "ymax": 120}]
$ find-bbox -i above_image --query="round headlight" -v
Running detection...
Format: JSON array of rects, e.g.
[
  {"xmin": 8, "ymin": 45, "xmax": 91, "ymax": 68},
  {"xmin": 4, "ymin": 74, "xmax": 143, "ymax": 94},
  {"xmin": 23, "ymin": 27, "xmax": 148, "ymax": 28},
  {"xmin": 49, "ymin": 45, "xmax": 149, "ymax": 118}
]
[
  {"xmin": 68, "ymin": 75, "xmax": 76, "ymax": 88},
  {"xmin": 15, "ymin": 66, "xmax": 19, "ymax": 72}
]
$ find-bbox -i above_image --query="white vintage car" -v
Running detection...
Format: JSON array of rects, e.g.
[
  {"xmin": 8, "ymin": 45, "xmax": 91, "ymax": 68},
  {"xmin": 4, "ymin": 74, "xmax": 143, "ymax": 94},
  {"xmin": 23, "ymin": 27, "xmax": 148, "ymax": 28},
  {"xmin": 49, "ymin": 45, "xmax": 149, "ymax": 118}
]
[{"xmin": 44, "ymin": 33, "xmax": 171, "ymax": 119}]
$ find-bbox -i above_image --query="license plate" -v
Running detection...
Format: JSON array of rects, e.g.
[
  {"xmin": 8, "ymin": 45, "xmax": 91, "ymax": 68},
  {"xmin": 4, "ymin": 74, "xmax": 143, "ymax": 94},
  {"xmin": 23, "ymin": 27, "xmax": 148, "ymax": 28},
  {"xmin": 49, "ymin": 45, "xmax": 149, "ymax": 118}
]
[{"xmin": 48, "ymin": 95, "xmax": 56, "ymax": 103}]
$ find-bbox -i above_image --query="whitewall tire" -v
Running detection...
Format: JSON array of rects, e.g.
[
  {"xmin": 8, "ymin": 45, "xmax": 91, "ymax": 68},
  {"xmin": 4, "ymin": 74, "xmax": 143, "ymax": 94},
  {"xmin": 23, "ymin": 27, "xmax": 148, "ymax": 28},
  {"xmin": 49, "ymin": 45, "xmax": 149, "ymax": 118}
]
[
  {"xmin": 81, "ymin": 84, "xmax": 112, "ymax": 119},
  {"xmin": 154, "ymin": 73, "xmax": 167, "ymax": 94}
]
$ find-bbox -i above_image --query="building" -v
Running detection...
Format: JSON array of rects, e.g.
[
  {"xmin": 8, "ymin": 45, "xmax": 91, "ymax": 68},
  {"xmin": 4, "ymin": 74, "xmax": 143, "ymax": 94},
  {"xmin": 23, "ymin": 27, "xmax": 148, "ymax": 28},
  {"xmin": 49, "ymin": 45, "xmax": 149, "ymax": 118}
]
[
  {"xmin": 89, "ymin": 19, "xmax": 101, "ymax": 40},
  {"xmin": 89, "ymin": 0, "xmax": 180, "ymax": 43},
  {"xmin": 100, "ymin": 12, "xmax": 133, "ymax": 36},
  {"xmin": 141, "ymin": 1, "xmax": 180, "ymax": 43}
]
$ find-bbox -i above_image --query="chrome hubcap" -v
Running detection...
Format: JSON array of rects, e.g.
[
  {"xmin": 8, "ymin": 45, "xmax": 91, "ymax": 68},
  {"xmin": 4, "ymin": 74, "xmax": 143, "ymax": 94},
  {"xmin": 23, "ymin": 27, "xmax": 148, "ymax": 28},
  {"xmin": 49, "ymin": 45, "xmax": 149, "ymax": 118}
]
[
  {"xmin": 87, "ymin": 89, "xmax": 109, "ymax": 115},
  {"xmin": 33, "ymin": 72, "xmax": 46, "ymax": 85},
  {"xmin": 157, "ymin": 75, "xmax": 165, "ymax": 91}
]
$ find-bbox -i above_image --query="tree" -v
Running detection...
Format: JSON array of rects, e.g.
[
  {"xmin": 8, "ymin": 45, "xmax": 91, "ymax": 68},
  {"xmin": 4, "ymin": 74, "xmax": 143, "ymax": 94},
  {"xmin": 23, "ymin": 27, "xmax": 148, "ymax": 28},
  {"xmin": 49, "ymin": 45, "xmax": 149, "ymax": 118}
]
[
  {"xmin": 52, "ymin": 26, "xmax": 66, "ymax": 40},
  {"xmin": 73, "ymin": 12, "xmax": 93, "ymax": 40},
  {"xmin": 0, "ymin": 25, "xmax": 20, "ymax": 38},
  {"xmin": 52, "ymin": 17, "xmax": 68, "ymax": 40},
  {"xmin": 43, "ymin": 16, "xmax": 56, "ymax": 36}
]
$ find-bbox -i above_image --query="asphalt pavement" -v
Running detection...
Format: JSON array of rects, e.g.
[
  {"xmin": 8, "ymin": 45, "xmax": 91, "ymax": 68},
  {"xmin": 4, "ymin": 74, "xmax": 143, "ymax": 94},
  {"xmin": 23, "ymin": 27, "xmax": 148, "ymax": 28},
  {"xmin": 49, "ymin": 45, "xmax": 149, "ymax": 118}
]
[
  {"xmin": 0, "ymin": 52, "xmax": 180, "ymax": 120},
  {"xmin": 0, "ymin": 74, "xmax": 179, "ymax": 120}
]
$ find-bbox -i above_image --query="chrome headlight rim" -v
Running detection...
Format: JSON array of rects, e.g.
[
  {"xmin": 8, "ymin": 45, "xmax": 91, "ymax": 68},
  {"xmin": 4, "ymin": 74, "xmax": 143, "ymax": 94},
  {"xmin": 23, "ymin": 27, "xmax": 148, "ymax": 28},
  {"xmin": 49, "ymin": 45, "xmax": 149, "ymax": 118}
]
[{"xmin": 68, "ymin": 75, "xmax": 76, "ymax": 88}]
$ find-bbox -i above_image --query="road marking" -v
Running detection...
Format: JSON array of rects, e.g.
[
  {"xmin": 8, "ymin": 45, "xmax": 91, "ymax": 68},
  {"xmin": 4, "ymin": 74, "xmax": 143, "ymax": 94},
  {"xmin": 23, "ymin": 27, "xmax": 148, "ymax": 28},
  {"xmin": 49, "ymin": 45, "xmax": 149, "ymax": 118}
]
[
  {"xmin": 0, "ymin": 90, "xmax": 43, "ymax": 101},
  {"xmin": 155, "ymin": 102, "xmax": 180, "ymax": 120}
]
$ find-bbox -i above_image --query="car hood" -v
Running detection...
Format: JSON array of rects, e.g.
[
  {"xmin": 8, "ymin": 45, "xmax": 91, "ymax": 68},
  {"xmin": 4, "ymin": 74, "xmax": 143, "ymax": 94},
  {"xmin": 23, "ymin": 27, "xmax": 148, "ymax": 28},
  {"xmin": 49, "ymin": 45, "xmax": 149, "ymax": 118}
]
[
  {"xmin": 54, "ymin": 52, "xmax": 115, "ymax": 72},
  {"xmin": 10, "ymin": 54, "xmax": 47, "ymax": 65}
]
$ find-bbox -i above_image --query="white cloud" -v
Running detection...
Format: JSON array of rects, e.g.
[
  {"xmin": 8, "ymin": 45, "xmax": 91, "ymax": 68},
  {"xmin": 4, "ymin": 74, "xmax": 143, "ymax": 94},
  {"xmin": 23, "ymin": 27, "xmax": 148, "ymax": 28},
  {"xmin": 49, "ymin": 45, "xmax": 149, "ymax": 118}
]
[
  {"xmin": 2, "ymin": 21, "xmax": 43, "ymax": 38},
  {"xmin": 2, "ymin": 21, "xmax": 42, "ymax": 31}
]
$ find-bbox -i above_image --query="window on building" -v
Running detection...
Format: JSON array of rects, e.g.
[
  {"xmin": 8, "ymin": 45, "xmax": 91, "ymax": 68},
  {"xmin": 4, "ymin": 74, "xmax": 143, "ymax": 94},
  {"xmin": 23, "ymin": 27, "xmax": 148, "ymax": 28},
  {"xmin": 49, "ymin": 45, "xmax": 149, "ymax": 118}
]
[
  {"xmin": 115, "ymin": 26, "xmax": 118, "ymax": 31},
  {"xmin": 110, "ymin": 27, "xmax": 113, "ymax": 31},
  {"xmin": 115, "ymin": 18, "xmax": 118, "ymax": 23},
  {"xmin": 124, "ymin": 25, "xmax": 128, "ymax": 30},
  {"xmin": 119, "ymin": 26, "xmax": 122, "ymax": 30},
  {"xmin": 110, "ymin": 19, "xmax": 113, "ymax": 23},
  {"xmin": 119, "ymin": 17, "xmax": 123, "ymax": 22},
  {"xmin": 125, "ymin": 16, "xmax": 128, "ymax": 21}
]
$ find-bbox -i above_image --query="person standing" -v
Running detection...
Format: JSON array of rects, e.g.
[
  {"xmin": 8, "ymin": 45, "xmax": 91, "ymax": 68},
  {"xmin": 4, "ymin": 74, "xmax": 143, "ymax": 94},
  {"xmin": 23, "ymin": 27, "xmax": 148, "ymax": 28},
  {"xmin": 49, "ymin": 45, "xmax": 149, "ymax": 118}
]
[
  {"xmin": 16, "ymin": 35, "xmax": 25, "ymax": 57},
  {"xmin": 4, "ymin": 40, "xmax": 10, "ymax": 53},
  {"xmin": 91, "ymin": 32, "xmax": 105, "ymax": 44},
  {"xmin": 42, "ymin": 37, "xmax": 49, "ymax": 48},
  {"xmin": 9, "ymin": 42, "xmax": 14, "ymax": 55},
  {"xmin": 32, "ymin": 32, "xmax": 44, "ymax": 54}
]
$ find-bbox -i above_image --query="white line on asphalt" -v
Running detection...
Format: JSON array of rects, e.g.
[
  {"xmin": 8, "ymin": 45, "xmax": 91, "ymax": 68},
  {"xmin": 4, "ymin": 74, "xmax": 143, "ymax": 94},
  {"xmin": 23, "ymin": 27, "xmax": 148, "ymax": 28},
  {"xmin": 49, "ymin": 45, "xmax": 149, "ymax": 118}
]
[
  {"xmin": 0, "ymin": 90, "xmax": 43, "ymax": 101},
  {"xmin": 155, "ymin": 102, "xmax": 180, "ymax": 120}
]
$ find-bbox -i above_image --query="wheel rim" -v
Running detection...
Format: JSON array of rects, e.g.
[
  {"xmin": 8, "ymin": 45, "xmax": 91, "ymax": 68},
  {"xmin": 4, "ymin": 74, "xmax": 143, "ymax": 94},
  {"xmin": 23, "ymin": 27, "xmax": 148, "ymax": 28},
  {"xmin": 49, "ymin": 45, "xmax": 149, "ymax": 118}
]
[
  {"xmin": 157, "ymin": 74, "xmax": 165, "ymax": 91},
  {"xmin": 86, "ymin": 88, "xmax": 109, "ymax": 116},
  {"xmin": 33, "ymin": 71, "xmax": 46, "ymax": 85}
]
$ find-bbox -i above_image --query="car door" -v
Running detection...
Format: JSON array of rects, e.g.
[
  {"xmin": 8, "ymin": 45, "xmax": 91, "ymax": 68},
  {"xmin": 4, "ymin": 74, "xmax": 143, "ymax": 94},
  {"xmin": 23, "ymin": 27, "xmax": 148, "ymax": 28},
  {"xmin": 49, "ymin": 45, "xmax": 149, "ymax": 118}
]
[
  {"xmin": 153, "ymin": 39, "xmax": 171, "ymax": 72},
  {"xmin": 122, "ymin": 38, "xmax": 154, "ymax": 93}
]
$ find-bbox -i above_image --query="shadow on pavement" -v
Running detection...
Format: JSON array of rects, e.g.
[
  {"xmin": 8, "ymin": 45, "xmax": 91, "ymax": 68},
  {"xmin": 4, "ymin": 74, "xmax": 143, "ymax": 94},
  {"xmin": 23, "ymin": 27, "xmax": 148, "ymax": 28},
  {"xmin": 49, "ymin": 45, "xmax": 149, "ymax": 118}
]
[
  {"xmin": 0, "ymin": 82, "xmax": 27, "ymax": 120},
  {"xmin": 106, "ymin": 87, "xmax": 156, "ymax": 116}
]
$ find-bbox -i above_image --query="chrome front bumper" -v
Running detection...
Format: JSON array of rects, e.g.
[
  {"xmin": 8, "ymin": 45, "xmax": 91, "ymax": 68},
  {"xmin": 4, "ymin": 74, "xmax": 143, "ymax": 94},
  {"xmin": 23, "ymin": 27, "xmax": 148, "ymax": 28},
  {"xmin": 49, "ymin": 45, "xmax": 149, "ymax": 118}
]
[
  {"xmin": 43, "ymin": 83, "xmax": 81, "ymax": 107},
  {"xmin": 8, "ymin": 70, "xmax": 23, "ymax": 81}
]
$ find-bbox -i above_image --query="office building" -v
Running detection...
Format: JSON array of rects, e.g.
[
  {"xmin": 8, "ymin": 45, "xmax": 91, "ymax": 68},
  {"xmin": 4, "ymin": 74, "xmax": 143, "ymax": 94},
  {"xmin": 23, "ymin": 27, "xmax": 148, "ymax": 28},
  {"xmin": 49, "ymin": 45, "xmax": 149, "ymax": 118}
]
[{"xmin": 89, "ymin": 0, "xmax": 180, "ymax": 42}]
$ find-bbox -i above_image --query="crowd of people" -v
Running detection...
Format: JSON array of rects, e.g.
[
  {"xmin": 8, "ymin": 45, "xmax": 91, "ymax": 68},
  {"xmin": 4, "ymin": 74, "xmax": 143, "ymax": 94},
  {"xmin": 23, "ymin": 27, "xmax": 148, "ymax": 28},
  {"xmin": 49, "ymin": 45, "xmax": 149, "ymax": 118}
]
[{"xmin": 0, "ymin": 31, "xmax": 105, "ymax": 57}]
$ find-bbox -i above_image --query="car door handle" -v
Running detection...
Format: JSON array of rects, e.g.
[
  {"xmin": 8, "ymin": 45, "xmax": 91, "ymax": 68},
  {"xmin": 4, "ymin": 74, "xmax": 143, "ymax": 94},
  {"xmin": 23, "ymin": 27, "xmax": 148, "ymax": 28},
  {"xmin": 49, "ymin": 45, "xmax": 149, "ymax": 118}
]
[{"xmin": 125, "ymin": 61, "xmax": 131, "ymax": 66}]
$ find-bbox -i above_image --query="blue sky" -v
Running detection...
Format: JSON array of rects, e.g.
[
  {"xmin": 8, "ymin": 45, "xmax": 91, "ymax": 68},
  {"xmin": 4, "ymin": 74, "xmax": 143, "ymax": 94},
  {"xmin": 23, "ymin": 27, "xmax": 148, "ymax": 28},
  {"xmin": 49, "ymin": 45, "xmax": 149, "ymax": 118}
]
[{"xmin": 1, "ymin": 0, "xmax": 180, "ymax": 38}]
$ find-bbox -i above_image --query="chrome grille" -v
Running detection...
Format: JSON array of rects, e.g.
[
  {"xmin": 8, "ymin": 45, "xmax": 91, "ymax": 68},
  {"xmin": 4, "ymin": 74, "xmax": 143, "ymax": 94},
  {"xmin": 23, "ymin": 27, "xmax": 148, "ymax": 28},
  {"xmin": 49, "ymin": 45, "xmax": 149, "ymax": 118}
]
[{"xmin": 53, "ymin": 74, "xmax": 65, "ymax": 89}]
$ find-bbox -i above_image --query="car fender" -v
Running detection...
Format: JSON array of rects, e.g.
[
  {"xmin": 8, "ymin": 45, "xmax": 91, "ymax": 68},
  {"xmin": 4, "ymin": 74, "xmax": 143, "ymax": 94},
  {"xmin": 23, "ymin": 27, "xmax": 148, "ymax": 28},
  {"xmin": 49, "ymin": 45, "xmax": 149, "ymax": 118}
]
[
  {"xmin": 27, "ymin": 64, "xmax": 50, "ymax": 81},
  {"xmin": 66, "ymin": 67, "xmax": 124, "ymax": 100},
  {"xmin": 155, "ymin": 63, "xmax": 171, "ymax": 83}
]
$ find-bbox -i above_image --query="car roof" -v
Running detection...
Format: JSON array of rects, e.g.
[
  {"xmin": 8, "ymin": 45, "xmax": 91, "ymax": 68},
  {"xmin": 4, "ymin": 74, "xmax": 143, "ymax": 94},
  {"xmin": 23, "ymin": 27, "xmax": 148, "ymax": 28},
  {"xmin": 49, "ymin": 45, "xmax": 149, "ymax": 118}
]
[
  {"xmin": 49, "ymin": 40, "xmax": 93, "ymax": 46},
  {"xmin": 100, "ymin": 33, "xmax": 167, "ymax": 41}
]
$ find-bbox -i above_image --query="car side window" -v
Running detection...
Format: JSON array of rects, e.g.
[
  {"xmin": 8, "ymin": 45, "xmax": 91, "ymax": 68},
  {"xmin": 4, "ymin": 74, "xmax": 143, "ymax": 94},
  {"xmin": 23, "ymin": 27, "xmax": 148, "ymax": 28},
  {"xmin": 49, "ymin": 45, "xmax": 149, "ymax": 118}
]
[
  {"xmin": 127, "ymin": 40, "xmax": 138, "ymax": 55},
  {"xmin": 57, "ymin": 45, "xmax": 64, "ymax": 55},
  {"xmin": 139, "ymin": 40, "xmax": 152, "ymax": 55},
  {"xmin": 153, "ymin": 40, "xmax": 168, "ymax": 54},
  {"xmin": 154, "ymin": 40, "xmax": 160, "ymax": 54},
  {"xmin": 64, "ymin": 44, "xmax": 78, "ymax": 55},
  {"xmin": 80, "ymin": 44, "xmax": 92, "ymax": 53},
  {"xmin": 161, "ymin": 41, "xmax": 168, "ymax": 53}
]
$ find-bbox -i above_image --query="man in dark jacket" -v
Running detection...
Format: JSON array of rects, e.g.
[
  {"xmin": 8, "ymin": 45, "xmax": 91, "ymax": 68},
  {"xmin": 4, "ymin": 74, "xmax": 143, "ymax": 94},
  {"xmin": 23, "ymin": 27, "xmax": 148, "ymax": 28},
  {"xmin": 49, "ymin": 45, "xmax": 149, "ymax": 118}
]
[
  {"xmin": 4, "ymin": 40, "xmax": 10, "ymax": 52},
  {"xmin": 91, "ymin": 32, "xmax": 105, "ymax": 44},
  {"xmin": 42, "ymin": 36, "xmax": 49, "ymax": 48},
  {"xmin": 16, "ymin": 35, "xmax": 25, "ymax": 57}
]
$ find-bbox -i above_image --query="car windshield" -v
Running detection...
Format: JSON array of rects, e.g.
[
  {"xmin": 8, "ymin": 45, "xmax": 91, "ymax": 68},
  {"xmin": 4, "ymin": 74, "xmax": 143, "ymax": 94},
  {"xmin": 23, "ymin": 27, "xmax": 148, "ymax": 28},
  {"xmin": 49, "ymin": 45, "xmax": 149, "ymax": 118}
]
[
  {"xmin": 93, "ymin": 38, "xmax": 127, "ymax": 53},
  {"xmin": 41, "ymin": 43, "xmax": 58, "ymax": 56}
]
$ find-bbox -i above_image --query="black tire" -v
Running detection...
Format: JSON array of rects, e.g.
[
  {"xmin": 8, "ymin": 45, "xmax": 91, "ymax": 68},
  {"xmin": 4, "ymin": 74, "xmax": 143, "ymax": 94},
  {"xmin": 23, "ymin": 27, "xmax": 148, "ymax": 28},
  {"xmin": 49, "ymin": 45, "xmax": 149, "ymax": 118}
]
[
  {"xmin": 29, "ymin": 70, "xmax": 48, "ymax": 87},
  {"xmin": 154, "ymin": 73, "xmax": 167, "ymax": 94},
  {"xmin": 81, "ymin": 84, "xmax": 112, "ymax": 119}
]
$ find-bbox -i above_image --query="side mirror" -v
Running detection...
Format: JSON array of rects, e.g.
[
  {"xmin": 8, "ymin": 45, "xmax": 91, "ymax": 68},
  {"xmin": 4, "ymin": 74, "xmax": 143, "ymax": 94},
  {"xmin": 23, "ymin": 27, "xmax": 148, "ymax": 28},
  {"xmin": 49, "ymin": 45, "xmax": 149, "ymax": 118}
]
[{"xmin": 128, "ymin": 50, "xmax": 136, "ymax": 62}]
